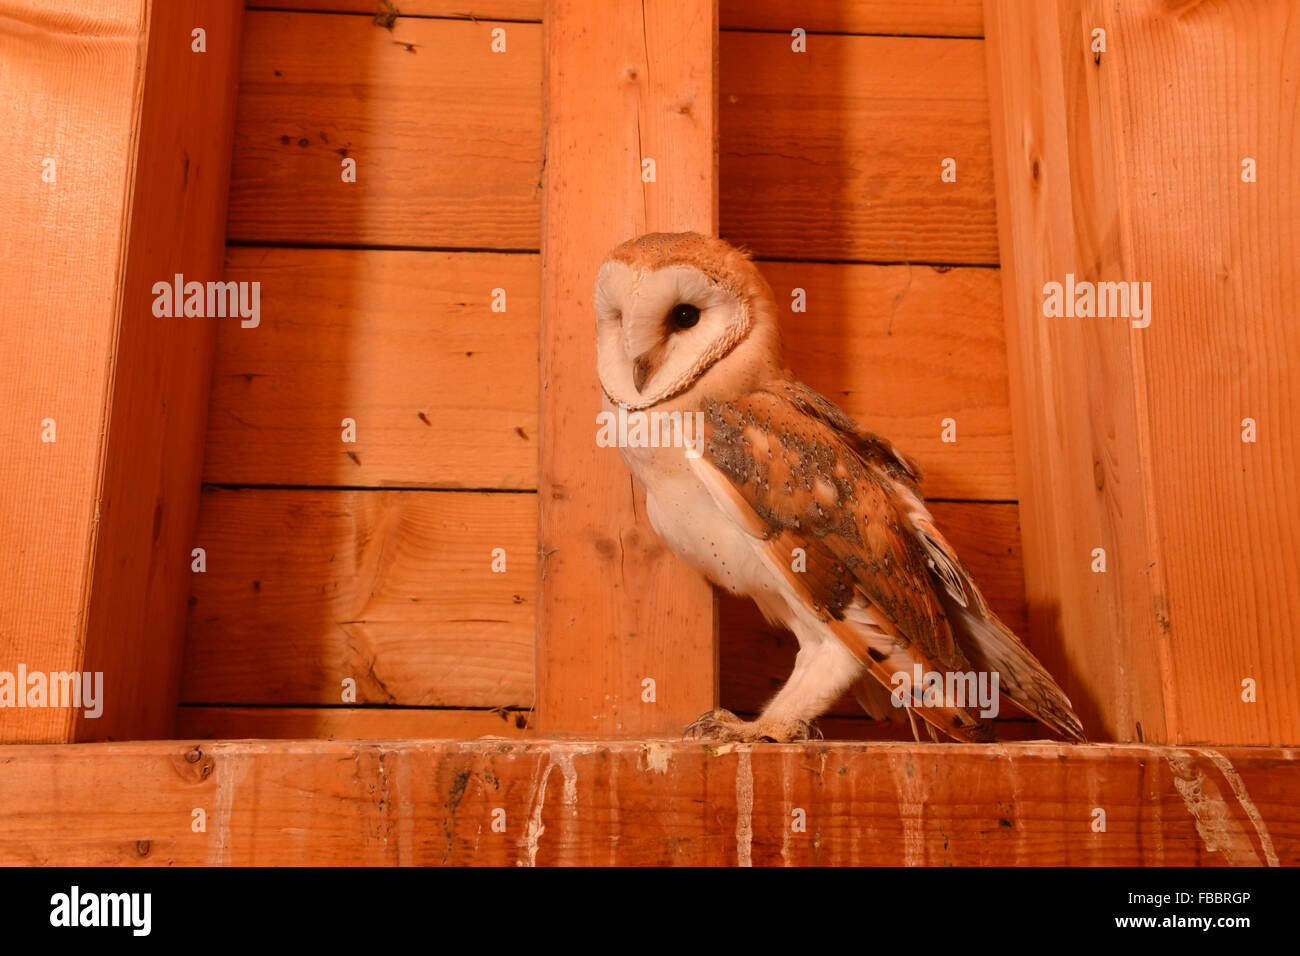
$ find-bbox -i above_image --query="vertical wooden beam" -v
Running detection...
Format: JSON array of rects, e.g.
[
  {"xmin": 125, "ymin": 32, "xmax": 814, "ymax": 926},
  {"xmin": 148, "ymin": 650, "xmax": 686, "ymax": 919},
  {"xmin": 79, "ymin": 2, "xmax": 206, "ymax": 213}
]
[
  {"xmin": 0, "ymin": 0, "xmax": 243, "ymax": 742},
  {"xmin": 984, "ymin": 0, "xmax": 1166, "ymax": 746},
  {"xmin": 538, "ymin": 0, "xmax": 718, "ymax": 736},
  {"xmin": 985, "ymin": 0, "xmax": 1299, "ymax": 745}
]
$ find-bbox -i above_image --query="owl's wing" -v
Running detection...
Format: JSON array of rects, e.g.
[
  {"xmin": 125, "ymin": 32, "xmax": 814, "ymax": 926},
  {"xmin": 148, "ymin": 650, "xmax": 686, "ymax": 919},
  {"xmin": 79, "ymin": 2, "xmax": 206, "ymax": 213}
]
[{"xmin": 690, "ymin": 378, "xmax": 1083, "ymax": 742}]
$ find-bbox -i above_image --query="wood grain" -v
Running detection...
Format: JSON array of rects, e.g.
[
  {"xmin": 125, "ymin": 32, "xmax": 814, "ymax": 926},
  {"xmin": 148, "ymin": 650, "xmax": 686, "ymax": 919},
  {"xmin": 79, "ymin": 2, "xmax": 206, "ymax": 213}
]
[
  {"xmin": 0, "ymin": 0, "xmax": 145, "ymax": 742},
  {"xmin": 178, "ymin": 705, "xmax": 531, "ymax": 739},
  {"xmin": 720, "ymin": 31, "xmax": 997, "ymax": 264},
  {"xmin": 985, "ymin": 0, "xmax": 1300, "ymax": 745},
  {"xmin": 201, "ymin": 254, "xmax": 1006, "ymax": 497},
  {"xmin": 247, "ymin": 0, "xmax": 542, "ymax": 18},
  {"xmin": 720, "ymin": 0, "xmax": 983, "ymax": 37},
  {"xmin": 182, "ymin": 489, "xmax": 535, "ymax": 708},
  {"xmin": 1094, "ymin": 1, "xmax": 1300, "ymax": 746},
  {"xmin": 79, "ymin": 0, "xmax": 245, "ymax": 743},
  {"xmin": 766, "ymin": 262, "xmax": 1012, "ymax": 499},
  {"xmin": 176, "ymin": 703, "xmax": 1031, "ymax": 742},
  {"xmin": 246, "ymin": 0, "xmax": 984, "ymax": 36},
  {"xmin": 227, "ymin": 11, "xmax": 541, "ymax": 248},
  {"xmin": 179, "ymin": 492, "xmax": 1015, "ymax": 733},
  {"xmin": 202, "ymin": 248, "xmax": 538, "ymax": 488},
  {"xmin": 1, "ymin": 739, "xmax": 1295, "ymax": 864},
  {"xmin": 722, "ymin": 502, "xmax": 1027, "ymax": 718},
  {"xmin": 0, "ymin": 0, "xmax": 242, "ymax": 742},
  {"xmin": 228, "ymin": 17, "xmax": 991, "ymax": 260},
  {"xmin": 536, "ymin": 0, "xmax": 719, "ymax": 735}
]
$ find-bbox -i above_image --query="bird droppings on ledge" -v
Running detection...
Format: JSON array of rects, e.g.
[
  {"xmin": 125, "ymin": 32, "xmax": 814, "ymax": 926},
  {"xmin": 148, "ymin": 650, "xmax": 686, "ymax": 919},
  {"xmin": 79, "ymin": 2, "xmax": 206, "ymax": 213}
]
[
  {"xmin": 3, "ymin": 740, "xmax": 1297, "ymax": 865},
  {"xmin": 641, "ymin": 742, "xmax": 671, "ymax": 774}
]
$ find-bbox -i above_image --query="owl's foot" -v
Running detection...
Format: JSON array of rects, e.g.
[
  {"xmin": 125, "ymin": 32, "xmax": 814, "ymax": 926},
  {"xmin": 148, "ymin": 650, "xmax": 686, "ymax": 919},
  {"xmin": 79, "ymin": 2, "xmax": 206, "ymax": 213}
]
[
  {"xmin": 684, "ymin": 708, "xmax": 748, "ymax": 741},
  {"xmin": 683, "ymin": 709, "xmax": 822, "ymax": 743},
  {"xmin": 786, "ymin": 719, "xmax": 824, "ymax": 742}
]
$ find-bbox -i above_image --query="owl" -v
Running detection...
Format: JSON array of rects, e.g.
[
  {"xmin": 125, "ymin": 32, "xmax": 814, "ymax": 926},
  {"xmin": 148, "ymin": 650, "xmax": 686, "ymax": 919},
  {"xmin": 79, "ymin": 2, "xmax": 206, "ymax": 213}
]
[{"xmin": 594, "ymin": 232, "xmax": 1084, "ymax": 744}]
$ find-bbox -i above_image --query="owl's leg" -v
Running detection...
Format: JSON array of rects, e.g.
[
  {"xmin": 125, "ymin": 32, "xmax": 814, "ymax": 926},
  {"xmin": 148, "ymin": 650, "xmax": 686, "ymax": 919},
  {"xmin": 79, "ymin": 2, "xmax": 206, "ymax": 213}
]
[
  {"xmin": 684, "ymin": 638, "xmax": 864, "ymax": 743},
  {"xmin": 753, "ymin": 637, "xmax": 864, "ymax": 740}
]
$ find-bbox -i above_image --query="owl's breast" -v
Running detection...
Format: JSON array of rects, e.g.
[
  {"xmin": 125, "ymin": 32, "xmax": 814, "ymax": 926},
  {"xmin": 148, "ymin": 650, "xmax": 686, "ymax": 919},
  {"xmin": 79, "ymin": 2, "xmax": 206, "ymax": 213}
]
[{"xmin": 620, "ymin": 443, "xmax": 771, "ymax": 598}]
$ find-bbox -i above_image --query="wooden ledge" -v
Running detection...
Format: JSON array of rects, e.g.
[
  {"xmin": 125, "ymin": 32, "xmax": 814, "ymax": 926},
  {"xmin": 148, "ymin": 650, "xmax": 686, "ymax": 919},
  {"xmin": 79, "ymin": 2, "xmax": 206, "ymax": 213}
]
[{"xmin": 0, "ymin": 739, "xmax": 1294, "ymax": 865}]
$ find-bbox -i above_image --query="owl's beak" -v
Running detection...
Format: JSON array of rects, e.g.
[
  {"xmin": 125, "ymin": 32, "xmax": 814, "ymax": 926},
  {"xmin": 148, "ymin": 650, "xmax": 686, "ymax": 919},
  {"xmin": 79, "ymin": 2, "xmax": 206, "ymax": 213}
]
[
  {"xmin": 632, "ymin": 340, "xmax": 669, "ymax": 394},
  {"xmin": 632, "ymin": 355, "xmax": 653, "ymax": 393}
]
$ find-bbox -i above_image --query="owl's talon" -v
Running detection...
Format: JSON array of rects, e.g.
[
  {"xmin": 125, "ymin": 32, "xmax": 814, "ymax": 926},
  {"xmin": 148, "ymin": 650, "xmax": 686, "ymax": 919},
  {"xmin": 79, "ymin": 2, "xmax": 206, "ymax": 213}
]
[
  {"xmin": 683, "ymin": 708, "xmax": 745, "ymax": 741},
  {"xmin": 791, "ymin": 719, "xmax": 823, "ymax": 742}
]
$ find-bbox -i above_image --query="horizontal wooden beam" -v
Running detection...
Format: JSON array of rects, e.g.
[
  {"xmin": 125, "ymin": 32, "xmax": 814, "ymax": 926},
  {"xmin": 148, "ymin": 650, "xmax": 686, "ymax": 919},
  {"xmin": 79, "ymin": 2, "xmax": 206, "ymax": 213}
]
[
  {"xmin": 0, "ymin": 740, "xmax": 1292, "ymax": 865},
  {"xmin": 176, "ymin": 704, "xmax": 1044, "ymax": 742}
]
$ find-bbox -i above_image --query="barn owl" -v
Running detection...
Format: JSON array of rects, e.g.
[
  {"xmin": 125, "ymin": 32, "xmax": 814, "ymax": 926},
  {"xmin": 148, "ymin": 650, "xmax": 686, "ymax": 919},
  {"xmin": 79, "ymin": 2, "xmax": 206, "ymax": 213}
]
[{"xmin": 594, "ymin": 232, "xmax": 1085, "ymax": 744}]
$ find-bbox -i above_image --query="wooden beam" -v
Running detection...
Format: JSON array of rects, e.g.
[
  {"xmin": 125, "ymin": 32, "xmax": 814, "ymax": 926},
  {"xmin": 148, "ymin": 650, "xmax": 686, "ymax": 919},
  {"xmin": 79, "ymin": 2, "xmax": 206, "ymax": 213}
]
[
  {"xmin": 0, "ymin": 0, "xmax": 243, "ymax": 742},
  {"xmin": 0, "ymin": 740, "xmax": 1294, "ymax": 865},
  {"xmin": 984, "ymin": 0, "xmax": 1300, "ymax": 745},
  {"xmin": 536, "ymin": 0, "xmax": 719, "ymax": 736},
  {"xmin": 984, "ymin": 0, "xmax": 1154, "ymax": 745}
]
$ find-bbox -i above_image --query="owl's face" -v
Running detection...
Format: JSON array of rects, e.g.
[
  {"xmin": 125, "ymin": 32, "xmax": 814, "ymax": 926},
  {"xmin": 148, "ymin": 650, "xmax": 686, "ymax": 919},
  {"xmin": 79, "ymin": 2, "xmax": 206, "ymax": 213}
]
[{"xmin": 594, "ymin": 232, "xmax": 783, "ymax": 410}]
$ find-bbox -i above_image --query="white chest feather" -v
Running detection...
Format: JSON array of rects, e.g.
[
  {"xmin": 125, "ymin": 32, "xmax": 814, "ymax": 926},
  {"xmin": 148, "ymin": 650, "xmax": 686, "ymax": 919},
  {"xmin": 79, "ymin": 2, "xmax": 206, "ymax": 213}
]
[{"xmin": 619, "ymin": 443, "xmax": 774, "ymax": 599}]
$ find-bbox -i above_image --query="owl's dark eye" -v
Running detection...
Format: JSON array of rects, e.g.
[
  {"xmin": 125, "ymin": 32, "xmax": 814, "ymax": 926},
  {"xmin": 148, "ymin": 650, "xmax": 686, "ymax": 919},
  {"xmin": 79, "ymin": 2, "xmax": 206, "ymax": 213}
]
[{"xmin": 670, "ymin": 303, "xmax": 700, "ymax": 329}]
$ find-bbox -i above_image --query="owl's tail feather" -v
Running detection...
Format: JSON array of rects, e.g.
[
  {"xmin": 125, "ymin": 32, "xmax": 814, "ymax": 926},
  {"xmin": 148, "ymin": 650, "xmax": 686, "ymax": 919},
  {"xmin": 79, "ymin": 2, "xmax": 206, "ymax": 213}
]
[
  {"xmin": 944, "ymin": 597, "xmax": 1087, "ymax": 743},
  {"xmin": 910, "ymin": 513, "xmax": 1087, "ymax": 743}
]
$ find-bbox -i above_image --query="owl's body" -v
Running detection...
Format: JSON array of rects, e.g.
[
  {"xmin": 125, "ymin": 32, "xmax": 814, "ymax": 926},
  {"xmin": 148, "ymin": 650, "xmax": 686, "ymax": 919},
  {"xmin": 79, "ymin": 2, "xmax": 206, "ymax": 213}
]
[{"xmin": 596, "ymin": 232, "xmax": 1084, "ymax": 744}]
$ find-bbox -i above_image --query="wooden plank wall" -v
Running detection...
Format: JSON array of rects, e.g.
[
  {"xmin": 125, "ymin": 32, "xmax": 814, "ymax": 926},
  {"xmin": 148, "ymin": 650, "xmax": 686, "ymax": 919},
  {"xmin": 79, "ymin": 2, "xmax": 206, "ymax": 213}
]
[
  {"xmin": 183, "ymin": 0, "xmax": 1031, "ymax": 741},
  {"xmin": 0, "ymin": 0, "xmax": 243, "ymax": 742},
  {"xmin": 183, "ymin": 6, "xmax": 544, "ymax": 739}
]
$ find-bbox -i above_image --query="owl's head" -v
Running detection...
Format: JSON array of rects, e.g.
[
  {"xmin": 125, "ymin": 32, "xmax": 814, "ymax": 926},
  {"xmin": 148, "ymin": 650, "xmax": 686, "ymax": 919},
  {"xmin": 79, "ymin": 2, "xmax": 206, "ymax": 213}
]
[{"xmin": 594, "ymin": 232, "xmax": 784, "ymax": 410}]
